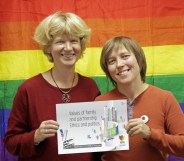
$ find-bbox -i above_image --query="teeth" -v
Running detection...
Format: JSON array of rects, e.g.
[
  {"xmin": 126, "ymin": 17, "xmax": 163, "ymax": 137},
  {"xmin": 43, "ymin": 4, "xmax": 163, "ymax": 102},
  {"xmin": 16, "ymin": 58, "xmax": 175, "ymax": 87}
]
[
  {"xmin": 61, "ymin": 54, "xmax": 75, "ymax": 58},
  {"xmin": 118, "ymin": 69, "xmax": 129, "ymax": 75}
]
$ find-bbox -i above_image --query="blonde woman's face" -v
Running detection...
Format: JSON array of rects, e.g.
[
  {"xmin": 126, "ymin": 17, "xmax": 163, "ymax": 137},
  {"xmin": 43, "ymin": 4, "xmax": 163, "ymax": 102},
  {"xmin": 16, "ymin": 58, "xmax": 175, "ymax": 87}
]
[{"xmin": 50, "ymin": 34, "xmax": 81, "ymax": 67}]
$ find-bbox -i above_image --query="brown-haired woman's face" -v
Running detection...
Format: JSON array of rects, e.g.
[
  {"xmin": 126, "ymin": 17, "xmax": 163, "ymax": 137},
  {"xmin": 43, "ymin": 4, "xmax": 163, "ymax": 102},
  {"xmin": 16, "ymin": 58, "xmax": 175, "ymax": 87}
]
[{"xmin": 107, "ymin": 46, "xmax": 141, "ymax": 86}]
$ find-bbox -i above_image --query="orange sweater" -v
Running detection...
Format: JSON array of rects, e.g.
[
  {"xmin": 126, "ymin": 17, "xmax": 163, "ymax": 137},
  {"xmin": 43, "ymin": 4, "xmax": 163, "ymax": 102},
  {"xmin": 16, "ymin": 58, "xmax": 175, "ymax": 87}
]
[{"xmin": 95, "ymin": 85, "xmax": 184, "ymax": 161}]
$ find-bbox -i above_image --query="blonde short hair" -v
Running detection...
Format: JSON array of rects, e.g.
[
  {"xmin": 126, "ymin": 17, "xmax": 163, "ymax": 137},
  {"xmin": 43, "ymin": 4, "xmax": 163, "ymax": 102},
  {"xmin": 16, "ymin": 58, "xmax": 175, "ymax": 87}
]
[{"xmin": 33, "ymin": 12, "xmax": 91, "ymax": 62}]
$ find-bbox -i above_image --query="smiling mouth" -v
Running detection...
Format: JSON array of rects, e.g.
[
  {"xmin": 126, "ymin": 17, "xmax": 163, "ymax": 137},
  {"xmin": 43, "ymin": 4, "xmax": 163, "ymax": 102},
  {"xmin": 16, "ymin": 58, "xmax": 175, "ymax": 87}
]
[
  {"xmin": 61, "ymin": 54, "xmax": 75, "ymax": 58},
  {"xmin": 117, "ymin": 69, "xmax": 130, "ymax": 76}
]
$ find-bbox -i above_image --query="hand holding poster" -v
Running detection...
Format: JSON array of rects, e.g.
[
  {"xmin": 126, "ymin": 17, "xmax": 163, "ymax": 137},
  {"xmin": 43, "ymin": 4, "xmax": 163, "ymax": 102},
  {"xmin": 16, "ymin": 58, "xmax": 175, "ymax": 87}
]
[{"xmin": 56, "ymin": 100, "xmax": 129, "ymax": 154}]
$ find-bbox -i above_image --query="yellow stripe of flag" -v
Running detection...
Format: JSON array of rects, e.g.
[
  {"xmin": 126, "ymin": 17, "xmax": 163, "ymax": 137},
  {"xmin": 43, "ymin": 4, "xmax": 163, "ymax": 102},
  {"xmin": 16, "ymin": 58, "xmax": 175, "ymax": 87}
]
[{"xmin": 1, "ymin": 45, "xmax": 184, "ymax": 80}]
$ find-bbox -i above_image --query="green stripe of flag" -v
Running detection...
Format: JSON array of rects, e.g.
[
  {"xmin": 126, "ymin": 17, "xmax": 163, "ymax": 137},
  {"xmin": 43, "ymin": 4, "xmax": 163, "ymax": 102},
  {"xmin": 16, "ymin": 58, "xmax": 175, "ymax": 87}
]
[{"xmin": 1, "ymin": 74, "xmax": 184, "ymax": 109}]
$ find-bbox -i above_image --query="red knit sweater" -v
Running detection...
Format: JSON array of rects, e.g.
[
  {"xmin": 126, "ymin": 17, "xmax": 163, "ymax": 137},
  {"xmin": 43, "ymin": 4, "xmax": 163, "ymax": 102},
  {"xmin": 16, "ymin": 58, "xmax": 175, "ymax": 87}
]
[{"xmin": 4, "ymin": 74, "xmax": 100, "ymax": 161}]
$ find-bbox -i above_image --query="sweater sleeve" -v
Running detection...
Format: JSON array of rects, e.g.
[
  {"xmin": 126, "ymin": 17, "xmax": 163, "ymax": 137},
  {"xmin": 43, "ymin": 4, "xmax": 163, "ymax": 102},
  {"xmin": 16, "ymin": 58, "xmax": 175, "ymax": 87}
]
[
  {"xmin": 3, "ymin": 85, "xmax": 41, "ymax": 158},
  {"xmin": 148, "ymin": 92, "xmax": 184, "ymax": 157}
]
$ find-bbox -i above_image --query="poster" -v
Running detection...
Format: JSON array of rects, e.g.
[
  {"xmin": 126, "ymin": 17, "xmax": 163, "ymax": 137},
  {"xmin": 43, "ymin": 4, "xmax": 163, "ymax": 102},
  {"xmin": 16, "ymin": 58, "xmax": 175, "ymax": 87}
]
[{"xmin": 56, "ymin": 100, "xmax": 129, "ymax": 154}]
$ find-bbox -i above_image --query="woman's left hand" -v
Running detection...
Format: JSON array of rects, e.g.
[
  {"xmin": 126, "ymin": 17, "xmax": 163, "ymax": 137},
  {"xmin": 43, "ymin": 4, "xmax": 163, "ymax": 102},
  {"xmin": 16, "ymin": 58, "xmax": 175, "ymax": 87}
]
[{"xmin": 125, "ymin": 118, "xmax": 151, "ymax": 139}]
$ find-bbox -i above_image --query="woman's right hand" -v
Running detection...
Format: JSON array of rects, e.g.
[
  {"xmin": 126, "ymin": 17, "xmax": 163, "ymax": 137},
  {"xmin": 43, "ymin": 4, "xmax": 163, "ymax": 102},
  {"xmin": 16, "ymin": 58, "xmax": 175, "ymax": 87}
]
[{"xmin": 34, "ymin": 120, "xmax": 59, "ymax": 144}]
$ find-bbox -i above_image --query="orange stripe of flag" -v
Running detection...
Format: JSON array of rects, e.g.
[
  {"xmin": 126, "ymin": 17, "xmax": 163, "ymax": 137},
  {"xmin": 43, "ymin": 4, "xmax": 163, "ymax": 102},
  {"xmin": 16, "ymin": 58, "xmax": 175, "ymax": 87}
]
[
  {"xmin": 87, "ymin": 16, "xmax": 184, "ymax": 47},
  {"xmin": 1, "ymin": 16, "xmax": 183, "ymax": 51}
]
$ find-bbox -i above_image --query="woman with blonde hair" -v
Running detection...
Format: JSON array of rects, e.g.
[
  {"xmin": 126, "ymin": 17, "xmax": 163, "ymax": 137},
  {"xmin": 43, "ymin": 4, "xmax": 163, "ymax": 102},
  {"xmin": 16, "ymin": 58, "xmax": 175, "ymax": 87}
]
[{"xmin": 4, "ymin": 12, "xmax": 100, "ymax": 161}]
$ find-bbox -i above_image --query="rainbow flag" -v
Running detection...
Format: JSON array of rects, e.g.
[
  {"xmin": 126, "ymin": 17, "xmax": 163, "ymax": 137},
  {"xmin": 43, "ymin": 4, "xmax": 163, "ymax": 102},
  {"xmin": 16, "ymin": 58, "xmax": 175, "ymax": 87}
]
[{"xmin": 0, "ymin": 0, "xmax": 184, "ymax": 160}]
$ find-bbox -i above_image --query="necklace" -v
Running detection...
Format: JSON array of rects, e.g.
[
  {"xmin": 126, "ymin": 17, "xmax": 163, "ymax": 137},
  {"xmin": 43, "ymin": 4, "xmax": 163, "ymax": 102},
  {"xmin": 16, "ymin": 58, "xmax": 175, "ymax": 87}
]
[{"xmin": 50, "ymin": 69, "xmax": 75, "ymax": 103}]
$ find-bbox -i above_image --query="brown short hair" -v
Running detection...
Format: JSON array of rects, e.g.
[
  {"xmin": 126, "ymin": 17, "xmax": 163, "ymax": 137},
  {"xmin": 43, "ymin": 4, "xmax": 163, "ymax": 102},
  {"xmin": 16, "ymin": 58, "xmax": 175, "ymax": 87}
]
[{"xmin": 100, "ymin": 36, "xmax": 147, "ymax": 85}]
